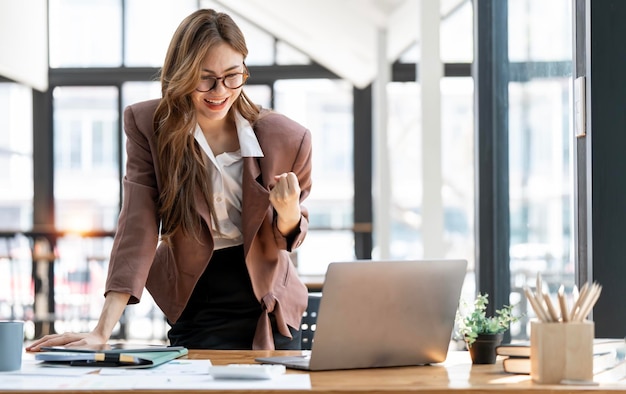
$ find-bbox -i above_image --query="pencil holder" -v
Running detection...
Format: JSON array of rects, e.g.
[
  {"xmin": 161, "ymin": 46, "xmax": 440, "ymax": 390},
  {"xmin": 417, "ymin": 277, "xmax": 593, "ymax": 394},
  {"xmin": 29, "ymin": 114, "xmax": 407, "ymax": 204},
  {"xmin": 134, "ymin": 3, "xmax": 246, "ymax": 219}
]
[{"xmin": 530, "ymin": 320, "xmax": 594, "ymax": 384}]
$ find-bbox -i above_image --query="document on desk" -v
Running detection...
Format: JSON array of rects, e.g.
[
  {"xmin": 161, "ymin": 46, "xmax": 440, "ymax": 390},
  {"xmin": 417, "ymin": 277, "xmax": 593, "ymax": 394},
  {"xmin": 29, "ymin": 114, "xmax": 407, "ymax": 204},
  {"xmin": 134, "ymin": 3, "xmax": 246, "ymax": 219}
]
[
  {"xmin": 5, "ymin": 358, "xmax": 100, "ymax": 376},
  {"xmin": 131, "ymin": 374, "xmax": 311, "ymax": 390},
  {"xmin": 0, "ymin": 371, "xmax": 311, "ymax": 390},
  {"xmin": 1, "ymin": 358, "xmax": 311, "ymax": 390},
  {"xmin": 99, "ymin": 359, "xmax": 212, "ymax": 375},
  {"xmin": 99, "ymin": 360, "xmax": 311, "ymax": 390}
]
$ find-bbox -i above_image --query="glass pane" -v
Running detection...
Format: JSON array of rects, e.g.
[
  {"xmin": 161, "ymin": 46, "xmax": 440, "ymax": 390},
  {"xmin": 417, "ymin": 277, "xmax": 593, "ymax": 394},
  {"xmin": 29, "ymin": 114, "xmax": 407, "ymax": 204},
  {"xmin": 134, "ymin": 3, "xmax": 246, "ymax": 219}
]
[
  {"xmin": 124, "ymin": 0, "xmax": 198, "ymax": 67},
  {"xmin": 274, "ymin": 79, "xmax": 354, "ymax": 275},
  {"xmin": 276, "ymin": 41, "xmax": 311, "ymax": 65},
  {"xmin": 54, "ymin": 235, "xmax": 114, "ymax": 333},
  {"xmin": 53, "ymin": 86, "xmax": 120, "ymax": 232},
  {"xmin": 0, "ymin": 83, "xmax": 33, "ymax": 230},
  {"xmin": 387, "ymin": 82, "xmax": 422, "ymax": 257},
  {"xmin": 231, "ymin": 15, "xmax": 275, "ymax": 66},
  {"xmin": 200, "ymin": 0, "xmax": 275, "ymax": 65},
  {"xmin": 0, "ymin": 233, "xmax": 33, "ymax": 325},
  {"xmin": 121, "ymin": 81, "xmax": 162, "ymax": 171},
  {"xmin": 441, "ymin": 77, "xmax": 475, "ymax": 265},
  {"xmin": 297, "ymin": 231, "xmax": 356, "ymax": 276},
  {"xmin": 508, "ymin": 0, "xmax": 573, "ymax": 340},
  {"xmin": 386, "ymin": 78, "xmax": 474, "ymax": 265},
  {"xmin": 121, "ymin": 82, "xmax": 162, "ymax": 111},
  {"xmin": 243, "ymin": 85, "xmax": 272, "ymax": 110},
  {"xmin": 509, "ymin": 0, "xmax": 573, "ymax": 62},
  {"xmin": 49, "ymin": 0, "xmax": 122, "ymax": 67},
  {"xmin": 399, "ymin": 0, "xmax": 473, "ymax": 64},
  {"xmin": 441, "ymin": 0, "xmax": 473, "ymax": 62}
]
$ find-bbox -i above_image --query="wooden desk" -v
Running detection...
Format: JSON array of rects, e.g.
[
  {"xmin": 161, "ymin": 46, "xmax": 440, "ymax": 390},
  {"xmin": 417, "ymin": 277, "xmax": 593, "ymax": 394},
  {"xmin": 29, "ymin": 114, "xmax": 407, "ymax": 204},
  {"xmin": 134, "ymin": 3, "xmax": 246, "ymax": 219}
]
[{"xmin": 7, "ymin": 350, "xmax": 626, "ymax": 393}]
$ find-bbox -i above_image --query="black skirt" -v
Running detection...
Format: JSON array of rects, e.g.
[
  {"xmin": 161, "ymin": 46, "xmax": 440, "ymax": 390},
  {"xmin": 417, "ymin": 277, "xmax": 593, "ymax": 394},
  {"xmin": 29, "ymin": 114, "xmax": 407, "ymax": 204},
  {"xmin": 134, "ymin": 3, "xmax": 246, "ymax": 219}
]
[{"xmin": 167, "ymin": 245, "xmax": 301, "ymax": 350}]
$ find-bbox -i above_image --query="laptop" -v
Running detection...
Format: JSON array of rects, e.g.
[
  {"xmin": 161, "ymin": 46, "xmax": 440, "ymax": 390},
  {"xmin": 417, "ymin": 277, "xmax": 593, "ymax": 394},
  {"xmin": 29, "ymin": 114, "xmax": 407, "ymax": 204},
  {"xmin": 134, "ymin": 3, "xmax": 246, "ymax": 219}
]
[{"xmin": 256, "ymin": 259, "xmax": 467, "ymax": 371}]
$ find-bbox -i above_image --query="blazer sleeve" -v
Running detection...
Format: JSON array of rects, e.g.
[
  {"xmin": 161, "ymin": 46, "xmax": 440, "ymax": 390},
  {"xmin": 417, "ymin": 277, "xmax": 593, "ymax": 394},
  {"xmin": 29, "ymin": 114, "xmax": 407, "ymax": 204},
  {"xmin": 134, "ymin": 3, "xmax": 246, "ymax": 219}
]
[
  {"xmin": 105, "ymin": 102, "xmax": 160, "ymax": 304},
  {"xmin": 272, "ymin": 127, "xmax": 312, "ymax": 252}
]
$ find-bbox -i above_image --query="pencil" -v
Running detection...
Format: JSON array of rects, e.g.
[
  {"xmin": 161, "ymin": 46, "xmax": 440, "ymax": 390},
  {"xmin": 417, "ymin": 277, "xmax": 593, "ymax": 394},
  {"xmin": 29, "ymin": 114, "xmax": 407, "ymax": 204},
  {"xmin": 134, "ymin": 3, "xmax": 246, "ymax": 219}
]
[
  {"xmin": 557, "ymin": 285, "xmax": 569, "ymax": 322},
  {"xmin": 543, "ymin": 292, "xmax": 560, "ymax": 322},
  {"xmin": 570, "ymin": 282, "xmax": 589, "ymax": 320},
  {"xmin": 575, "ymin": 283, "xmax": 602, "ymax": 321},
  {"xmin": 524, "ymin": 286, "xmax": 550, "ymax": 322}
]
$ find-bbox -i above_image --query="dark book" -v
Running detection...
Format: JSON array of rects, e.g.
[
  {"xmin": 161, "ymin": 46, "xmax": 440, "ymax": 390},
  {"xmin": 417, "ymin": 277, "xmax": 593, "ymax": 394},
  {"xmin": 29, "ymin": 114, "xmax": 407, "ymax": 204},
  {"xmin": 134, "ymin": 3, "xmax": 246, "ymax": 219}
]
[{"xmin": 496, "ymin": 342, "xmax": 530, "ymax": 358}]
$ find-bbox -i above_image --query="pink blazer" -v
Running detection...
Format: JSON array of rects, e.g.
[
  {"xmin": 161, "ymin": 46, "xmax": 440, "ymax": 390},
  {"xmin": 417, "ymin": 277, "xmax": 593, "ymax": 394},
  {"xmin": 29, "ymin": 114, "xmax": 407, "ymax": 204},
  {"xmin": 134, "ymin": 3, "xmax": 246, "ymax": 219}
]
[{"xmin": 105, "ymin": 99, "xmax": 311, "ymax": 349}]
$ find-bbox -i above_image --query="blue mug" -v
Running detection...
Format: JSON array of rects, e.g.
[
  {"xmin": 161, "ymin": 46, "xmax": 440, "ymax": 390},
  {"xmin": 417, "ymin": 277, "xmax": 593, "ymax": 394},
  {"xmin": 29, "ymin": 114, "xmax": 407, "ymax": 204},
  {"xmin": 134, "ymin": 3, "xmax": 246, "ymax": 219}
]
[{"xmin": 0, "ymin": 321, "xmax": 24, "ymax": 371}]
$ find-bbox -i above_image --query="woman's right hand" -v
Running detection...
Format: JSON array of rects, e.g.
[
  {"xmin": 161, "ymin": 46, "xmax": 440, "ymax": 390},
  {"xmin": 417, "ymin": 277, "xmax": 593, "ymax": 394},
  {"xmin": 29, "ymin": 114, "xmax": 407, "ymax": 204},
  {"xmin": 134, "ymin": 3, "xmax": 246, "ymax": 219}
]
[{"xmin": 26, "ymin": 331, "xmax": 107, "ymax": 352}]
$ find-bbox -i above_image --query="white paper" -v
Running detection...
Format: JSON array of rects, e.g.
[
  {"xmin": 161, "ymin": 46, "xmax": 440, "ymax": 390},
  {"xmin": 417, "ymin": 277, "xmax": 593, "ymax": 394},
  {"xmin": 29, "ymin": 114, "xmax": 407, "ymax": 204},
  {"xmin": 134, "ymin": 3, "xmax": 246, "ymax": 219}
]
[
  {"xmin": 132, "ymin": 374, "xmax": 311, "ymax": 390},
  {"xmin": 0, "ymin": 359, "xmax": 99, "ymax": 376},
  {"xmin": 0, "ymin": 358, "xmax": 311, "ymax": 390},
  {"xmin": 98, "ymin": 359, "xmax": 212, "ymax": 375}
]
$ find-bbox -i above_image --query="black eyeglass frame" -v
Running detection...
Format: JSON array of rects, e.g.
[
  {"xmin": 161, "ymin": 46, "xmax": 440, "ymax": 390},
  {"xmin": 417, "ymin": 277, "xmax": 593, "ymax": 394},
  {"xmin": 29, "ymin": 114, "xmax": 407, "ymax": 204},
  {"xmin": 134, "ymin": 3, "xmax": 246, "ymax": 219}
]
[{"xmin": 195, "ymin": 64, "xmax": 250, "ymax": 92}]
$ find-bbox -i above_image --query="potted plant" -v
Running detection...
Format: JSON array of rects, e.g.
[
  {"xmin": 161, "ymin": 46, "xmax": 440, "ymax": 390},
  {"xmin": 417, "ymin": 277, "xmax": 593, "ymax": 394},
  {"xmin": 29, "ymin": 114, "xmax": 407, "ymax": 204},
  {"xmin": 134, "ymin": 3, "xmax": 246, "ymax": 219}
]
[{"xmin": 456, "ymin": 293, "xmax": 519, "ymax": 364}]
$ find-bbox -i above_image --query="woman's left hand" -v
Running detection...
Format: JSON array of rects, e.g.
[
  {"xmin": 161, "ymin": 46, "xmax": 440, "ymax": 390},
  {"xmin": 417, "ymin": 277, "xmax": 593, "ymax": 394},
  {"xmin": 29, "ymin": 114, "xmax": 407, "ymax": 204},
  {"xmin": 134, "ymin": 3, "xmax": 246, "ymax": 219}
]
[{"xmin": 269, "ymin": 172, "xmax": 302, "ymax": 236}]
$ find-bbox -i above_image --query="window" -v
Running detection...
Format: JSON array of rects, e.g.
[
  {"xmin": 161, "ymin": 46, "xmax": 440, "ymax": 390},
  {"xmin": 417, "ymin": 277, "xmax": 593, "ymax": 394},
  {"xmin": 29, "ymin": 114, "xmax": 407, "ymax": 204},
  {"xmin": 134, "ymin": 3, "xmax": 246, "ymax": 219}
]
[
  {"xmin": 124, "ymin": 0, "xmax": 198, "ymax": 67},
  {"xmin": 385, "ymin": 78, "xmax": 474, "ymax": 263},
  {"xmin": 49, "ymin": 0, "xmax": 122, "ymax": 67},
  {"xmin": 274, "ymin": 79, "xmax": 355, "ymax": 274},
  {"xmin": 0, "ymin": 83, "xmax": 33, "ymax": 230},
  {"xmin": 53, "ymin": 87, "xmax": 120, "ymax": 232},
  {"xmin": 507, "ymin": 0, "xmax": 573, "ymax": 339}
]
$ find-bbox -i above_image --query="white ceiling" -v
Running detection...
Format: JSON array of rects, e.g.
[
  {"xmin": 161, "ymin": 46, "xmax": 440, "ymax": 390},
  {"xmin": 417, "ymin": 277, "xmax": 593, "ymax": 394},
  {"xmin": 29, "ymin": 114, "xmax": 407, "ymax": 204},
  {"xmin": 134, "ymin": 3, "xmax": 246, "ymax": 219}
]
[
  {"xmin": 214, "ymin": 0, "xmax": 469, "ymax": 88},
  {"xmin": 0, "ymin": 0, "xmax": 467, "ymax": 92}
]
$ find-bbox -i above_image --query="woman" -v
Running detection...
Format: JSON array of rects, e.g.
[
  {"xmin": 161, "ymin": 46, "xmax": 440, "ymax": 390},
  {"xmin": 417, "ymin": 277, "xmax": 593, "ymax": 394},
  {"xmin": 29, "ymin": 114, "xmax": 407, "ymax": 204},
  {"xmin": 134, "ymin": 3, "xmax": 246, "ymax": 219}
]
[{"xmin": 27, "ymin": 8, "xmax": 311, "ymax": 350}]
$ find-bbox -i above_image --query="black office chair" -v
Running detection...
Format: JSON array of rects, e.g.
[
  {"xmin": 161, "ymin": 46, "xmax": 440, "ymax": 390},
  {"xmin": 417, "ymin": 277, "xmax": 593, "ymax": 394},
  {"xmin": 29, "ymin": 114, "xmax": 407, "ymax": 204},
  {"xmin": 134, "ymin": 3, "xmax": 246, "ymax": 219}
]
[{"xmin": 300, "ymin": 293, "xmax": 322, "ymax": 350}]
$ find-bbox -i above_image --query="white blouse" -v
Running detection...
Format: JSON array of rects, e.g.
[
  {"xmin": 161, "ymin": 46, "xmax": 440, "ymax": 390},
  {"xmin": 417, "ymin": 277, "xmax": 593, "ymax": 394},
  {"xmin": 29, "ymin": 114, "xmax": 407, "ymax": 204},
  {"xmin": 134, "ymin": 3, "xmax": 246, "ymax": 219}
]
[{"xmin": 193, "ymin": 112, "xmax": 264, "ymax": 250}]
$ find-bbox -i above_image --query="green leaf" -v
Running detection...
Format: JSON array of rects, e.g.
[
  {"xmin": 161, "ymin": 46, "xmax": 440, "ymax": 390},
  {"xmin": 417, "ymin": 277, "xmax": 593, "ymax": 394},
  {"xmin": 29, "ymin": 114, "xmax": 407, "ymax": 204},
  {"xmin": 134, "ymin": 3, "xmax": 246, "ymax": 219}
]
[{"xmin": 455, "ymin": 292, "xmax": 522, "ymax": 347}]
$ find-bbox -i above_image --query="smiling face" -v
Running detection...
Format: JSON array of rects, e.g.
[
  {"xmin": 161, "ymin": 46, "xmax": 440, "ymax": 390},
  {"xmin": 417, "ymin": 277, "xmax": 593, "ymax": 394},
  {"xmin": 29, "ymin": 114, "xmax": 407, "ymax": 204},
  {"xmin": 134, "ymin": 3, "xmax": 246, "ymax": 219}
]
[{"xmin": 191, "ymin": 42, "xmax": 246, "ymax": 125}]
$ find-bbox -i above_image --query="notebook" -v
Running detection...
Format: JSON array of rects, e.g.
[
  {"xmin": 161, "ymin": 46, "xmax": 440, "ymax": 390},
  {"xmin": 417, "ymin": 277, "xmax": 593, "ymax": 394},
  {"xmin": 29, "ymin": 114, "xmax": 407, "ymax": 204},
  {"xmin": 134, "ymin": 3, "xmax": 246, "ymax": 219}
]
[
  {"xmin": 35, "ymin": 344, "xmax": 188, "ymax": 368},
  {"xmin": 256, "ymin": 259, "xmax": 467, "ymax": 371}
]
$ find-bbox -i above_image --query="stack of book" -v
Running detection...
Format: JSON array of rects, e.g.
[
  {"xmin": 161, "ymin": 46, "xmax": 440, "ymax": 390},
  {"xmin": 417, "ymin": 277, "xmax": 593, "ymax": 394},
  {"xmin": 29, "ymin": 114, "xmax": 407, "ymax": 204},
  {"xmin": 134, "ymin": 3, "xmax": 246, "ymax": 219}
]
[
  {"xmin": 497, "ymin": 339, "xmax": 625, "ymax": 375},
  {"xmin": 496, "ymin": 342, "xmax": 531, "ymax": 374}
]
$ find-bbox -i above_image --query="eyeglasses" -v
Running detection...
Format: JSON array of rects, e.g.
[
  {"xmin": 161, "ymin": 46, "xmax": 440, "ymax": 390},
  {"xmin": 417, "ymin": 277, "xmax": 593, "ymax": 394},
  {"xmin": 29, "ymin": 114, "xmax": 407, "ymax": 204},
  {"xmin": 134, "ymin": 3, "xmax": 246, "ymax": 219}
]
[{"xmin": 195, "ymin": 68, "xmax": 250, "ymax": 92}]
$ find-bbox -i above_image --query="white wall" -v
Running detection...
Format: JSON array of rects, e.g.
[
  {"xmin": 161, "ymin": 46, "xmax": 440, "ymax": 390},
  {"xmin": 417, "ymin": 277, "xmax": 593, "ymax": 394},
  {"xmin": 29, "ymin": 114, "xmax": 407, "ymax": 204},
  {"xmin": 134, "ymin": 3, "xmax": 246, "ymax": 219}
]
[{"xmin": 0, "ymin": 0, "xmax": 48, "ymax": 91}]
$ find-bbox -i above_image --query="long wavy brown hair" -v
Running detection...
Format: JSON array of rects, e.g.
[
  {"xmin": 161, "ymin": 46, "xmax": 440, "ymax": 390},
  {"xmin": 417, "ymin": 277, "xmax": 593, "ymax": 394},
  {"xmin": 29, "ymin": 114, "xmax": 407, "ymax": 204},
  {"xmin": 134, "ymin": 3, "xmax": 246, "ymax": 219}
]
[{"xmin": 154, "ymin": 9, "xmax": 260, "ymax": 244}]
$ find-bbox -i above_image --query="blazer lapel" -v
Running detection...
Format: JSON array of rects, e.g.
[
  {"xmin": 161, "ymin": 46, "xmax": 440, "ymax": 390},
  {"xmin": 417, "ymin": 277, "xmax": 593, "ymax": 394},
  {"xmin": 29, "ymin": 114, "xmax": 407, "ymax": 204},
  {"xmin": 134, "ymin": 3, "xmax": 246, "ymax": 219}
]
[
  {"xmin": 193, "ymin": 152, "xmax": 215, "ymax": 231},
  {"xmin": 241, "ymin": 157, "xmax": 270, "ymax": 256}
]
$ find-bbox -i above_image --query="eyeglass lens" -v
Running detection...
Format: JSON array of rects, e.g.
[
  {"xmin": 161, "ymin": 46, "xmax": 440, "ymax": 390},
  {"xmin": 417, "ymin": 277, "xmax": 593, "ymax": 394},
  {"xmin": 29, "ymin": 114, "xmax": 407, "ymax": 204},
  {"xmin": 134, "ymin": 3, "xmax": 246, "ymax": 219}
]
[{"xmin": 197, "ymin": 73, "xmax": 247, "ymax": 92}]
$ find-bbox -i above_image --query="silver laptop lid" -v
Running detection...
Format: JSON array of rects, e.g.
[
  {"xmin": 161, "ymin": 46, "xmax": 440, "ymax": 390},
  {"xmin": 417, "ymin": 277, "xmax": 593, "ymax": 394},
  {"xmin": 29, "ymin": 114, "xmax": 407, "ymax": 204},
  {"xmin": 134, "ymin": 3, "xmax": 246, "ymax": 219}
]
[{"xmin": 308, "ymin": 259, "xmax": 467, "ymax": 371}]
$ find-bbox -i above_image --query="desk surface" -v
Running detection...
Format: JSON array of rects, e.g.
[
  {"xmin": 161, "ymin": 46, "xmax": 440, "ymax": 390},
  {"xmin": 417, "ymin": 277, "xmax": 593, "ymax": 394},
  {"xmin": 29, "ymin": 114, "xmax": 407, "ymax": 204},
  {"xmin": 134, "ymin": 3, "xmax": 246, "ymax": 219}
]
[{"xmin": 5, "ymin": 350, "xmax": 626, "ymax": 394}]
